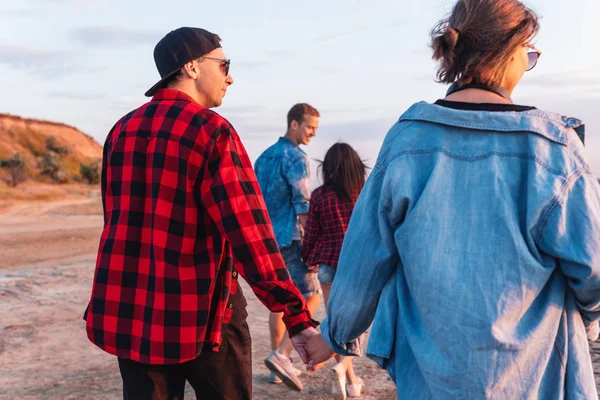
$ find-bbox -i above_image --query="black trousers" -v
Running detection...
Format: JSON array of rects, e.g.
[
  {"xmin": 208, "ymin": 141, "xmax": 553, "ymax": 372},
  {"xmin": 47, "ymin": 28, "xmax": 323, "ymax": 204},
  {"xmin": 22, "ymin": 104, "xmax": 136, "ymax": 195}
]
[{"xmin": 118, "ymin": 287, "xmax": 252, "ymax": 400}]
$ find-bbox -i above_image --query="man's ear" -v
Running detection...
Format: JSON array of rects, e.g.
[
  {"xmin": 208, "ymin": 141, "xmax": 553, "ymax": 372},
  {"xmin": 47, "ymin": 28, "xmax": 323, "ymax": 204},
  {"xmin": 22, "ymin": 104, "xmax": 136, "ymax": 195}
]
[{"xmin": 181, "ymin": 60, "xmax": 199, "ymax": 79}]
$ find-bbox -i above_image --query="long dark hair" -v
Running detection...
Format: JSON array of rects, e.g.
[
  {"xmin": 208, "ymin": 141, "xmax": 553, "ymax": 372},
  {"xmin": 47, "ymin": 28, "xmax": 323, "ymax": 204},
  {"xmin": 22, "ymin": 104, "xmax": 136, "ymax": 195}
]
[{"xmin": 318, "ymin": 142, "xmax": 368, "ymax": 201}]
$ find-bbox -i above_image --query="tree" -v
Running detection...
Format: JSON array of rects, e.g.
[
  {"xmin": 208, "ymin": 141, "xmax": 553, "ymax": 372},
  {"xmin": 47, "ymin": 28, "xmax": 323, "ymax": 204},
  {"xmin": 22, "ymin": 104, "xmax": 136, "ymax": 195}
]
[{"xmin": 1, "ymin": 152, "xmax": 28, "ymax": 187}]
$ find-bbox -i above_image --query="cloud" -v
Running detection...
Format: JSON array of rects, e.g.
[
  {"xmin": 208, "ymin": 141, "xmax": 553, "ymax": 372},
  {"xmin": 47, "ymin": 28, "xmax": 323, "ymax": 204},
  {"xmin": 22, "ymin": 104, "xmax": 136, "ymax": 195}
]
[
  {"xmin": 226, "ymin": 108, "xmax": 394, "ymax": 144},
  {"xmin": 71, "ymin": 26, "xmax": 160, "ymax": 47},
  {"xmin": 263, "ymin": 22, "xmax": 405, "ymax": 63},
  {"xmin": 312, "ymin": 65, "xmax": 340, "ymax": 75},
  {"xmin": 319, "ymin": 106, "xmax": 374, "ymax": 115},
  {"xmin": 414, "ymin": 73, "xmax": 437, "ymax": 82},
  {"xmin": 417, "ymin": 68, "xmax": 600, "ymax": 97},
  {"xmin": 47, "ymin": 0, "xmax": 110, "ymax": 9},
  {"xmin": 0, "ymin": 8, "xmax": 45, "ymax": 17},
  {"xmin": 311, "ymin": 21, "xmax": 407, "ymax": 45},
  {"xmin": 318, "ymin": 118, "xmax": 393, "ymax": 141},
  {"xmin": 312, "ymin": 30, "xmax": 358, "ymax": 45},
  {"xmin": 46, "ymin": 91, "xmax": 145, "ymax": 115},
  {"xmin": 131, "ymin": 81, "xmax": 154, "ymax": 91},
  {"xmin": 0, "ymin": 44, "xmax": 97, "ymax": 78},
  {"xmin": 413, "ymin": 47, "xmax": 433, "ymax": 56},
  {"xmin": 106, "ymin": 96, "xmax": 147, "ymax": 111},
  {"xmin": 0, "ymin": 44, "xmax": 62, "ymax": 68},
  {"xmin": 235, "ymin": 60, "xmax": 270, "ymax": 70},
  {"xmin": 264, "ymin": 50, "xmax": 306, "ymax": 61},
  {"xmin": 232, "ymin": 123, "xmax": 281, "ymax": 138},
  {"xmin": 519, "ymin": 68, "xmax": 600, "ymax": 93},
  {"xmin": 220, "ymin": 105, "xmax": 272, "ymax": 115},
  {"xmin": 47, "ymin": 91, "xmax": 102, "ymax": 101}
]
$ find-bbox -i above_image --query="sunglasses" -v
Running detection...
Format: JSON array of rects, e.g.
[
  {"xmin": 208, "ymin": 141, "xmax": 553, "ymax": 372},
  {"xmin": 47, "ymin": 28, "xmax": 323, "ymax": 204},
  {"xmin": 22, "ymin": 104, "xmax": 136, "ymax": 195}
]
[
  {"xmin": 524, "ymin": 44, "xmax": 542, "ymax": 71},
  {"xmin": 199, "ymin": 56, "xmax": 231, "ymax": 76}
]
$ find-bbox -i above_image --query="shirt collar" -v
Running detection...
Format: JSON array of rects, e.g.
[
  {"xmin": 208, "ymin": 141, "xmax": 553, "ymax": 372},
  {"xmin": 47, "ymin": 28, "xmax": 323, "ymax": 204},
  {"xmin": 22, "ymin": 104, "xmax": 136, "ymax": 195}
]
[
  {"xmin": 151, "ymin": 89, "xmax": 202, "ymax": 105},
  {"xmin": 279, "ymin": 136, "xmax": 299, "ymax": 147}
]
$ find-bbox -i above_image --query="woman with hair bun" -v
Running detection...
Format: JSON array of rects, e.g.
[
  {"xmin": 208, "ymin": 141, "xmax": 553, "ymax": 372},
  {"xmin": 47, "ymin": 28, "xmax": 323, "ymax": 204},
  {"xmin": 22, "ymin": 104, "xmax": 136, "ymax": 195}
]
[{"xmin": 305, "ymin": 0, "xmax": 600, "ymax": 398}]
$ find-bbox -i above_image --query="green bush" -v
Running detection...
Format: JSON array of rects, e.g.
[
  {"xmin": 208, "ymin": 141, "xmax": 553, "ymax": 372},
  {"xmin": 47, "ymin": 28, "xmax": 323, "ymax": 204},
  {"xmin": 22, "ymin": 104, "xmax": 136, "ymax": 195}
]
[
  {"xmin": 80, "ymin": 159, "xmax": 102, "ymax": 184},
  {"xmin": 39, "ymin": 150, "xmax": 69, "ymax": 183},
  {"xmin": 45, "ymin": 136, "xmax": 70, "ymax": 155},
  {"xmin": 36, "ymin": 137, "xmax": 73, "ymax": 183},
  {"xmin": 1, "ymin": 152, "xmax": 28, "ymax": 187}
]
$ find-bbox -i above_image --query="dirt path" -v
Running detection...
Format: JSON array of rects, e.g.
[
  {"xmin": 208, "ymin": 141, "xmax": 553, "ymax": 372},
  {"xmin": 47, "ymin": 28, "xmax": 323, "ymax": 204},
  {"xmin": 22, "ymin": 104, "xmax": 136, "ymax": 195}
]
[
  {"xmin": 0, "ymin": 198, "xmax": 397, "ymax": 399},
  {"xmin": 1, "ymin": 197, "xmax": 98, "ymax": 217},
  {"xmin": 3, "ymin": 196, "xmax": 600, "ymax": 399}
]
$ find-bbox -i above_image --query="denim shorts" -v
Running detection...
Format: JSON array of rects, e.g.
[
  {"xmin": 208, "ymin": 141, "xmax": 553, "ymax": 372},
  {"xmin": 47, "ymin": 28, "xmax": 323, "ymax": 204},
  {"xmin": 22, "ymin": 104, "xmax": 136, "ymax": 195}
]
[
  {"xmin": 280, "ymin": 241, "xmax": 320, "ymax": 297},
  {"xmin": 317, "ymin": 264, "xmax": 336, "ymax": 285}
]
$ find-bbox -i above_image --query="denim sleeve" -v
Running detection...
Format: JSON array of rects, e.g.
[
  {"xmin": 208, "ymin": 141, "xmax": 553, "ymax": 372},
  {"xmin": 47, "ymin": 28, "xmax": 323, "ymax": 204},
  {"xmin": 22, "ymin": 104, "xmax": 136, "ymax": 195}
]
[
  {"xmin": 321, "ymin": 166, "xmax": 400, "ymax": 356},
  {"xmin": 282, "ymin": 157, "xmax": 310, "ymax": 215},
  {"xmin": 537, "ymin": 172, "xmax": 600, "ymax": 327}
]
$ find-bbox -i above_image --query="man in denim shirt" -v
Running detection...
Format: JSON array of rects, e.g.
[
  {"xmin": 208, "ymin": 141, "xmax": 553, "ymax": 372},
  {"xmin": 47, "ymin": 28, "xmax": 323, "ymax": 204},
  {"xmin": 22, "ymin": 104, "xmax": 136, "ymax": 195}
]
[{"xmin": 255, "ymin": 103, "xmax": 321, "ymax": 391}]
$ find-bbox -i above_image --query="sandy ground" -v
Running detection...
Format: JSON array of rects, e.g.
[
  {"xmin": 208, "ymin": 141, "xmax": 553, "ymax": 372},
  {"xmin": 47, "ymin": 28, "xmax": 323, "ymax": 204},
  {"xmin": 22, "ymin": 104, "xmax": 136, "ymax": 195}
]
[
  {"xmin": 0, "ymin": 193, "xmax": 397, "ymax": 400},
  {"xmin": 2, "ymin": 192, "xmax": 600, "ymax": 399}
]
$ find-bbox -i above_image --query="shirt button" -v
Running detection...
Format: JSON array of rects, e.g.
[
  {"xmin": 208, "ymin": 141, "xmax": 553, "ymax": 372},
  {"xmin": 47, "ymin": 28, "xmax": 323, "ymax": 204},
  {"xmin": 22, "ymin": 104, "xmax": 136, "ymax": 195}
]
[
  {"xmin": 228, "ymin": 303, "xmax": 233, "ymax": 309},
  {"xmin": 232, "ymin": 271, "xmax": 238, "ymax": 278}
]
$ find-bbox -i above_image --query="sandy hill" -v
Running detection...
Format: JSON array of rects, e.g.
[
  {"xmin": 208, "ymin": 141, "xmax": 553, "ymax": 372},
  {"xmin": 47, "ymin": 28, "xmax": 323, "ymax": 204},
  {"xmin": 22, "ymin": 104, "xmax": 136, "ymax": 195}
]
[{"xmin": 0, "ymin": 113, "xmax": 102, "ymax": 181}]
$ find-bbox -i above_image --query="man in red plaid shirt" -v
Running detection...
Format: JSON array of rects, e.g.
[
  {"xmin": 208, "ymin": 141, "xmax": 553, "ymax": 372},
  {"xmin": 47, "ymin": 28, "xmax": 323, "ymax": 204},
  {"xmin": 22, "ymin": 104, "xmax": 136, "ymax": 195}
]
[{"xmin": 84, "ymin": 27, "xmax": 319, "ymax": 400}]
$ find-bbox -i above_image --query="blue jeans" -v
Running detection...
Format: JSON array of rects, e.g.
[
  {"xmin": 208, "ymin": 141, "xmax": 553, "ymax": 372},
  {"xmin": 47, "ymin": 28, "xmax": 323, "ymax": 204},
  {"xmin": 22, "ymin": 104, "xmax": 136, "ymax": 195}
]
[
  {"xmin": 280, "ymin": 241, "xmax": 320, "ymax": 297},
  {"xmin": 317, "ymin": 264, "xmax": 336, "ymax": 285}
]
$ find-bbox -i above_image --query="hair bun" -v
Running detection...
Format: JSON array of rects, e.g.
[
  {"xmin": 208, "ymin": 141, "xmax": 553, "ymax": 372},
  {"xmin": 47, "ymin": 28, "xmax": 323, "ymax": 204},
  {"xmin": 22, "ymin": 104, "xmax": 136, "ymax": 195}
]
[
  {"xmin": 430, "ymin": 0, "xmax": 540, "ymax": 85},
  {"xmin": 444, "ymin": 25, "xmax": 460, "ymax": 51}
]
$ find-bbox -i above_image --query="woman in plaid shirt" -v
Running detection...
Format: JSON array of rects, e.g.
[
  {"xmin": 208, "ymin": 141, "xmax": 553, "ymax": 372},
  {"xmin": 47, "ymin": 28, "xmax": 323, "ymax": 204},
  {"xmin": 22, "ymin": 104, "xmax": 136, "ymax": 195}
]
[{"xmin": 302, "ymin": 143, "xmax": 368, "ymax": 399}]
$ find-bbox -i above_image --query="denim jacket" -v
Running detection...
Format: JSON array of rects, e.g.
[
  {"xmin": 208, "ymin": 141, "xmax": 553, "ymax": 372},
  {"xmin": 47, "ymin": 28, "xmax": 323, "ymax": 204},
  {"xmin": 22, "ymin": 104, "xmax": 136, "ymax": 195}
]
[
  {"xmin": 254, "ymin": 137, "xmax": 310, "ymax": 249},
  {"xmin": 321, "ymin": 102, "xmax": 600, "ymax": 399}
]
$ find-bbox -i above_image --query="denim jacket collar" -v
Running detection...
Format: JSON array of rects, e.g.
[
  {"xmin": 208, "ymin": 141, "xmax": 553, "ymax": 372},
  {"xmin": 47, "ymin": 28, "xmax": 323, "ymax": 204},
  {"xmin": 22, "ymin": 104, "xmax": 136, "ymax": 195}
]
[{"xmin": 399, "ymin": 101, "xmax": 584, "ymax": 146}]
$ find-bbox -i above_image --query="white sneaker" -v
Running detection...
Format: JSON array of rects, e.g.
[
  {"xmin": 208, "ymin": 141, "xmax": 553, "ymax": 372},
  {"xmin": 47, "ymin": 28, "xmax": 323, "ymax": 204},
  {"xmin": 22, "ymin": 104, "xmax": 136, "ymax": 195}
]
[
  {"xmin": 347, "ymin": 377, "xmax": 364, "ymax": 398},
  {"xmin": 291, "ymin": 364, "xmax": 303, "ymax": 377},
  {"xmin": 267, "ymin": 361, "xmax": 301, "ymax": 383},
  {"xmin": 264, "ymin": 351, "xmax": 303, "ymax": 391},
  {"xmin": 287, "ymin": 356, "xmax": 303, "ymax": 376},
  {"xmin": 331, "ymin": 363, "xmax": 347, "ymax": 400}
]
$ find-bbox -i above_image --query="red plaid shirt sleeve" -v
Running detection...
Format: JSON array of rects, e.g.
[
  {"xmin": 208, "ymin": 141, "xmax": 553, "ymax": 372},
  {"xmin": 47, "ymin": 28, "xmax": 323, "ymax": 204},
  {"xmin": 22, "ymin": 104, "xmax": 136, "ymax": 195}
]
[{"xmin": 199, "ymin": 124, "xmax": 316, "ymax": 335}]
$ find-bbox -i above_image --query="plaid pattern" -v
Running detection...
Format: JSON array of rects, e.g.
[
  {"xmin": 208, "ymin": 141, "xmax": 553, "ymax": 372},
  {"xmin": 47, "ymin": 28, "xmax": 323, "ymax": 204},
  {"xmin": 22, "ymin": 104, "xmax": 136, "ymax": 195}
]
[
  {"xmin": 85, "ymin": 89, "xmax": 316, "ymax": 365},
  {"xmin": 302, "ymin": 186, "xmax": 357, "ymax": 270}
]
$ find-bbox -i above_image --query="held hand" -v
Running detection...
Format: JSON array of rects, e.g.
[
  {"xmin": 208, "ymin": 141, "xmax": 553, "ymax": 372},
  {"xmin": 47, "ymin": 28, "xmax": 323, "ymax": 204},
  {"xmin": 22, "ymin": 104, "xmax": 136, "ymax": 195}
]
[
  {"xmin": 290, "ymin": 327, "xmax": 320, "ymax": 364},
  {"xmin": 306, "ymin": 334, "xmax": 335, "ymax": 371}
]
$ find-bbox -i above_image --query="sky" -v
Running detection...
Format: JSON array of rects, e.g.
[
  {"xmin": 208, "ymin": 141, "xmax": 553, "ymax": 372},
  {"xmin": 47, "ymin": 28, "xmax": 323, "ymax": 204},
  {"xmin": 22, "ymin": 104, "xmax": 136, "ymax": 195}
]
[{"xmin": 0, "ymin": 0, "xmax": 598, "ymax": 185}]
